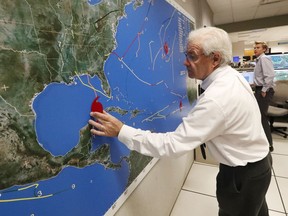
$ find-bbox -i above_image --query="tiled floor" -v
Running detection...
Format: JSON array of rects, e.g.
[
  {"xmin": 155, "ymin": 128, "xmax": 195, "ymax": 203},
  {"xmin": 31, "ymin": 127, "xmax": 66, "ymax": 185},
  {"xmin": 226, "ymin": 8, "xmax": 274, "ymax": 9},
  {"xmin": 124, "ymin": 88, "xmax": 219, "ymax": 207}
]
[{"xmin": 170, "ymin": 133, "xmax": 288, "ymax": 216}]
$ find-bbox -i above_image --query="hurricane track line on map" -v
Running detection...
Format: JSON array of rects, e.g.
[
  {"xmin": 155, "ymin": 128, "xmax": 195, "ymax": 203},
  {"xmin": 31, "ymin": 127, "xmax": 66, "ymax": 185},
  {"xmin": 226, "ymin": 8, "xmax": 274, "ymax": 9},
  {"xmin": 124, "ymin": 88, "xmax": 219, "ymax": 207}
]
[
  {"xmin": 141, "ymin": 105, "xmax": 169, "ymax": 122},
  {"xmin": 1, "ymin": 183, "xmax": 39, "ymax": 194},
  {"xmin": 0, "ymin": 183, "xmax": 52, "ymax": 203},
  {"xmin": 87, "ymin": 75, "xmax": 97, "ymax": 97},
  {"xmin": 111, "ymin": 2, "xmax": 181, "ymax": 93},
  {"xmin": 74, "ymin": 71, "xmax": 110, "ymax": 99},
  {"xmin": 162, "ymin": 9, "xmax": 176, "ymax": 49},
  {"xmin": 111, "ymin": 1, "xmax": 169, "ymax": 87},
  {"xmin": 141, "ymin": 95, "xmax": 185, "ymax": 123},
  {"xmin": 119, "ymin": 58, "xmax": 164, "ymax": 86},
  {"xmin": 121, "ymin": 1, "xmax": 152, "ymax": 59},
  {"xmin": 0, "ymin": 183, "xmax": 75, "ymax": 203},
  {"xmin": 0, "ymin": 194, "xmax": 53, "ymax": 203}
]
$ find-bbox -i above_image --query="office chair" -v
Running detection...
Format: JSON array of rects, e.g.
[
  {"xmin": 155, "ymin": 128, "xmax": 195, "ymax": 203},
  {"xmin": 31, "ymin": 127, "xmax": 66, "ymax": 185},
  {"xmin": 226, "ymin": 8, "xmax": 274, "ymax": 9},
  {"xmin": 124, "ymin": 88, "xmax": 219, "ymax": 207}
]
[{"xmin": 267, "ymin": 80, "xmax": 288, "ymax": 138}]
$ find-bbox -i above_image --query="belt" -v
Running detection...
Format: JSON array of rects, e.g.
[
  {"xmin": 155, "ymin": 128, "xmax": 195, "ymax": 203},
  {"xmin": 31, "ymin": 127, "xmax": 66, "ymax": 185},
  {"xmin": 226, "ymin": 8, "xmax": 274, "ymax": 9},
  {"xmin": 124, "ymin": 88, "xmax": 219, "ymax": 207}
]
[
  {"xmin": 255, "ymin": 86, "xmax": 263, "ymax": 90},
  {"xmin": 255, "ymin": 86, "xmax": 273, "ymax": 91},
  {"xmin": 219, "ymin": 152, "xmax": 272, "ymax": 173}
]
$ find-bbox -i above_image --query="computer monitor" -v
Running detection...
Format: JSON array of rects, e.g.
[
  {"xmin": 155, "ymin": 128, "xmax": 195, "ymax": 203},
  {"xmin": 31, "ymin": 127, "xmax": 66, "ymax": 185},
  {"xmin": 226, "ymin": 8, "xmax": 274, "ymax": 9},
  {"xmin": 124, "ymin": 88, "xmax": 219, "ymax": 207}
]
[
  {"xmin": 241, "ymin": 71, "xmax": 254, "ymax": 84},
  {"xmin": 243, "ymin": 56, "xmax": 252, "ymax": 61},
  {"xmin": 268, "ymin": 54, "xmax": 288, "ymax": 69},
  {"xmin": 233, "ymin": 56, "xmax": 240, "ymax": 63}
]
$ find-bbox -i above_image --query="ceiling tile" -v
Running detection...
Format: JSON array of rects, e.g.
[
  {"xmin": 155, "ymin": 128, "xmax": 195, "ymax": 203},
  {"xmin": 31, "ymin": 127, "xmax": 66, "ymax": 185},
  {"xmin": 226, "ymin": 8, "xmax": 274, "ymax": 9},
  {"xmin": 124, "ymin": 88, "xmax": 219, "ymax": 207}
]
[
  {"xmin": 277, "ymin": 2, "xmax": 288, "ymax": 15},
  {"xmin": 255, "ymin": 4, "xmax": 279, "ymax": 18},
  {"xmin": 206, "ymin": 0, "xmax": 288, "ymax": 45},
  {"xmin": 206, "ymin": 0, "xmax": 231, "ymax": 13},
  {"xmin": 233, "ymin": 7, "xmax": 257, "ymax": 22},
  {"xmin": 214, "ymin": 14, "xmax": 233, "ymax": 25},
  {"xmin": 228, "ymin": 25, "xmax": 288, "ymax": 45},
  {"xmin": 231, "ymin": 0, "xmax": 259, "ymax": 7}
]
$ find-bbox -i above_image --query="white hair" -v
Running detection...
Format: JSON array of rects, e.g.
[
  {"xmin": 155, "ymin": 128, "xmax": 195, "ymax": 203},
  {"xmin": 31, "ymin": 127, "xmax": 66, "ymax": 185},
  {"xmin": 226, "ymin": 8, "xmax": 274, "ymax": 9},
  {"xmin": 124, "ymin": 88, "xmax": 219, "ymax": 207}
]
[{"xmin": 188, "ymin": 27, "xmax": 232, "ymax": 66}]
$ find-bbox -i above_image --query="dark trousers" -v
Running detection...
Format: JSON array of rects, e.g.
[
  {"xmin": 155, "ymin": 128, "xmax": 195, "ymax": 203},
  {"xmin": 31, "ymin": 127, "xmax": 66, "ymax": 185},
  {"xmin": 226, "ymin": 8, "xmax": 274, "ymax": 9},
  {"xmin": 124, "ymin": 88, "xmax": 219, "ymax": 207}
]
[
  {"xmin": 254, "ymin": 88, "xmax": 274, "ymax": 146},
  {"xmin": 217, "ymin": 153, "xmax": 272, "ymax": 216}
]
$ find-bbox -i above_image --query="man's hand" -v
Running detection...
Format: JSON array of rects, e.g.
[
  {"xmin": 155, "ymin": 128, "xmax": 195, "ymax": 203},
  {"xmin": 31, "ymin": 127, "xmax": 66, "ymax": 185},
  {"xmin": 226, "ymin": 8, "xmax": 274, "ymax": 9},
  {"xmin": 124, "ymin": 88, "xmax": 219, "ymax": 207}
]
[{"xmin": 89, "ymin": 111, "xmax": 124, "ymax": 137}]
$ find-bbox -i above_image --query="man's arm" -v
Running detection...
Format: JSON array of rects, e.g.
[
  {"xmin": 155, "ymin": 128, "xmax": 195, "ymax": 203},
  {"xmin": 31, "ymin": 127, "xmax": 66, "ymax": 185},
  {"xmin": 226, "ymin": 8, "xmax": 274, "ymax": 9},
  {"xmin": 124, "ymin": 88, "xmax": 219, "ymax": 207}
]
[{"xmin": 261, "ymin": 57, "xmax": 275, "ymax": 93}]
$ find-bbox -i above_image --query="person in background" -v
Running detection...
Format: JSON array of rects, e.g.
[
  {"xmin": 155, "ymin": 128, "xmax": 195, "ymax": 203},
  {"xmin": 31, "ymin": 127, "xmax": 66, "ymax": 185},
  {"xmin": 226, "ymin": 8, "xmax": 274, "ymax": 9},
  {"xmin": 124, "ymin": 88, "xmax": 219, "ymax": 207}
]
[
  {"xmin": 89, "ymin": 27, "xmax": 272, "ymax": 216},
  {"xmin": 253, "ymin": 41, "xmax": 275, "ymax": 152}
]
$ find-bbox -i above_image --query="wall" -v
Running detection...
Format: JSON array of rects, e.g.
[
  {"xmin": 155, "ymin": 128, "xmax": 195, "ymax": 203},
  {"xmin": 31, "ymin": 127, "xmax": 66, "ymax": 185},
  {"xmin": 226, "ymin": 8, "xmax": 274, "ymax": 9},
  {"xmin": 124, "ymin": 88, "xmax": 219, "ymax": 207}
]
[
  {"xmin": 115, "ymin": 155, "xmax": 194, "ymax": 216},
  {"xmin": 268, "ymin": 41, "xmax": 288, "ymax": 53},
  {"xmin": 174, "ymin": 0, "xmax": 213, "ymax": 29},
  {"xmin": 114, "ymin": 0, "xmax": 213, "ymax": 215},
  {"xmin": 232, "ymin": 41, "xmax": 245, "ymax": 59}
]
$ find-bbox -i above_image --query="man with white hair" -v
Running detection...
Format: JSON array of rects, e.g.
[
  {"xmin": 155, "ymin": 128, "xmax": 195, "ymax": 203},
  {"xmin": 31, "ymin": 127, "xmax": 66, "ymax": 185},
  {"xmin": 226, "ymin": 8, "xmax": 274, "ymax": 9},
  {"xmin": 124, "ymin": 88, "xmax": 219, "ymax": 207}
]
[{"xmin": 89, "ymin": 27, "xmax": 272, "ymax": 216}]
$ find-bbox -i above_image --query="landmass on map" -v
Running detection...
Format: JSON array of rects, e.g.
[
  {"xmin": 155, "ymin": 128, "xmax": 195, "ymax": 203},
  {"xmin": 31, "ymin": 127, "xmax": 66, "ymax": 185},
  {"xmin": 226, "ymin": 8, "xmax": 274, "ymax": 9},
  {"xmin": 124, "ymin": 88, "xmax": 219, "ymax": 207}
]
[{"xmin": 0, "ymin": 0, "xmax": 150, "ymax": 190}]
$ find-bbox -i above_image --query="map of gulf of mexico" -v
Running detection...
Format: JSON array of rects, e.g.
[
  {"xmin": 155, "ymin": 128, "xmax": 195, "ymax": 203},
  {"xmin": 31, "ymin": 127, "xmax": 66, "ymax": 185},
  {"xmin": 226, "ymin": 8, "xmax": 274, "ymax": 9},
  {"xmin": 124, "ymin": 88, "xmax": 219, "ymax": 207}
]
[{"xmin": 0, "ymin": 0, "xmax": 196, "ymax": 215}]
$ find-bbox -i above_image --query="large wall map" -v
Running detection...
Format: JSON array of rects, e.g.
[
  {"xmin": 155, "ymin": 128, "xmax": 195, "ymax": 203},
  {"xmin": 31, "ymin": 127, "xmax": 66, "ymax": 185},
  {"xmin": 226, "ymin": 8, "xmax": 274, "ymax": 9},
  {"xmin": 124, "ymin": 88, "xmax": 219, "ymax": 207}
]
[{"xmin": 0, "ymin": 0, "xmax": 196, "ymax": 215}]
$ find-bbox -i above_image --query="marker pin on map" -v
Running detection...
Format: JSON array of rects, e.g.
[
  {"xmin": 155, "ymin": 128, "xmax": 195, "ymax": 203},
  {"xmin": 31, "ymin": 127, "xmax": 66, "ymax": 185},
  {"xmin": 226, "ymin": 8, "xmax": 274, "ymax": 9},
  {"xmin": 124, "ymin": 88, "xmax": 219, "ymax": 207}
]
[
  {"xmin": 91, "ymin": 96, "xmax": 103, "ymax": 113},
  {"xmin": 90, "ymin": 96, "xmax": 103, "ymax": 132},
  {"xmin": 164, "ymin": 42, "xmax": 169, "ymax": 55}
]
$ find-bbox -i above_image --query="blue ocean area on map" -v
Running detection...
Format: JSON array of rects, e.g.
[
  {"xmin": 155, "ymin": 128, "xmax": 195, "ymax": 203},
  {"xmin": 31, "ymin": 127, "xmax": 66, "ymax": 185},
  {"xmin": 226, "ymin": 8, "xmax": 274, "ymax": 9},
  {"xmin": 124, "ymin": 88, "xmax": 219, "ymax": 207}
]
[
  {"xmin": 33, "ymin": 77, "xmax": 114, "ymax": 156},
  {"xmin": 1, "ymin": 1, "xmax": 193, "ymax": 215},
  {"xmin": 88, "ymin": 0, "xmax": 102, "ymax": 5}
]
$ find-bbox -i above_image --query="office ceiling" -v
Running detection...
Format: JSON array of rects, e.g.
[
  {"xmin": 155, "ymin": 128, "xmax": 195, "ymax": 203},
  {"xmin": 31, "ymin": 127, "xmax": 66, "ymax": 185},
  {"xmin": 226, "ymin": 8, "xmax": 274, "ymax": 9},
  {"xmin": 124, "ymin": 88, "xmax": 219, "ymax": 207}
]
[
  {"xmin": 206, "ymin": 0, "xmax": 288, "ymax": 45},
  {"xmin": 228, "ymin": 25, "xmax": 288, "ymax": 45}
]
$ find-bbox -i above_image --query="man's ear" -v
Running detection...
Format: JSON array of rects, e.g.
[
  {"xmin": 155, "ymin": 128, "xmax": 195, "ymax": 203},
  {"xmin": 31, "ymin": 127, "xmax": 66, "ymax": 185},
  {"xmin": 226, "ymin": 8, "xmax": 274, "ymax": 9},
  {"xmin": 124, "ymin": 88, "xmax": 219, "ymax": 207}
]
[{"xmin": 212, "ymin": 52, "xmax": 221, "ymax": 68}]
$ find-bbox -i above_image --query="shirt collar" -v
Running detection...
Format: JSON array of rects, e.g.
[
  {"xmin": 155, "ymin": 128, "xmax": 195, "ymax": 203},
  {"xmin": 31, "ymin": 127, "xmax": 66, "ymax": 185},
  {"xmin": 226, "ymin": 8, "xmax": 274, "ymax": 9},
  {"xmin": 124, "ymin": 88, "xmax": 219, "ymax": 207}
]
[
  {"xmin": 201, "ymin": 65, "xmax": 230, "ymax": 91},
  {"xmin": 256, "ymin": 53, "xmax": 265, "ymax": 61}
]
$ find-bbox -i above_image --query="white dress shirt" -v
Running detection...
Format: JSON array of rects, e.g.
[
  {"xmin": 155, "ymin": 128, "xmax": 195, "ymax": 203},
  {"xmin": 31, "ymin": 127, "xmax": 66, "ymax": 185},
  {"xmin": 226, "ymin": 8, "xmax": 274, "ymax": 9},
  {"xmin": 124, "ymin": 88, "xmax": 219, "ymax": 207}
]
[
  {"xmin": 118, "ymin": 65, "xmax": 269, "ymax": 166},
  {"xmin": 254, "ymin": 53, "xmax": 275, "ymax": 92}
]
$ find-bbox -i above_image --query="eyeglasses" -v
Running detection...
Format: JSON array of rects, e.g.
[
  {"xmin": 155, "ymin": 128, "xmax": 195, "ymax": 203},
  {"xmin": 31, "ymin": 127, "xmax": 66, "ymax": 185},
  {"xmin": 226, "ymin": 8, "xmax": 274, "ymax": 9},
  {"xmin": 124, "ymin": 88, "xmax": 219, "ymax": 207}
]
[
  {"xmin": 184, "ymin": 52, "xmax": 205, "ymax": 62},
  {"xmin": 184, "ymin": 52, "xmax": 214, "ymax": 63}
]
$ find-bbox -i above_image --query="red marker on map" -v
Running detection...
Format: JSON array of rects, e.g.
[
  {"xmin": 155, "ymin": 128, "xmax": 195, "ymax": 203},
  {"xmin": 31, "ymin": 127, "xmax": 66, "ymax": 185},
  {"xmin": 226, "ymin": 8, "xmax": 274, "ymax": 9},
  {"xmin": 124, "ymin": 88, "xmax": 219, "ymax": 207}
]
[
  {"xmin": 164, "ymin": 42, "xmax": 169, "ymax": 55},
  {"xmin": 91, "ymin": 96, "xmax": 103, "ymax": 113}
]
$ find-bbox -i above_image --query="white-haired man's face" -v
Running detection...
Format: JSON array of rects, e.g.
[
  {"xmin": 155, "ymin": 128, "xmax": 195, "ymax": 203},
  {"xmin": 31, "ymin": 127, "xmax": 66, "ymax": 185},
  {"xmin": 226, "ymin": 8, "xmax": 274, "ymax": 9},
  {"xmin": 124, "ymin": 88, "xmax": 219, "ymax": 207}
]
[{"xmin": 184, "ymin": 42, "xmax": 220, "ymax": 80}]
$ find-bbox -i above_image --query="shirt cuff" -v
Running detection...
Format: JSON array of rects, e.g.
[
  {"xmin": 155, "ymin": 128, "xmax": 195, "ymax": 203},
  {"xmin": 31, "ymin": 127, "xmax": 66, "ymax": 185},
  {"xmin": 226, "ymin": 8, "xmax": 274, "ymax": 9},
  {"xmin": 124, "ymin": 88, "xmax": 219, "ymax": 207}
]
[{"xmin": 118, "ymin": 124, "xmax": 137, "ymax": 150}]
